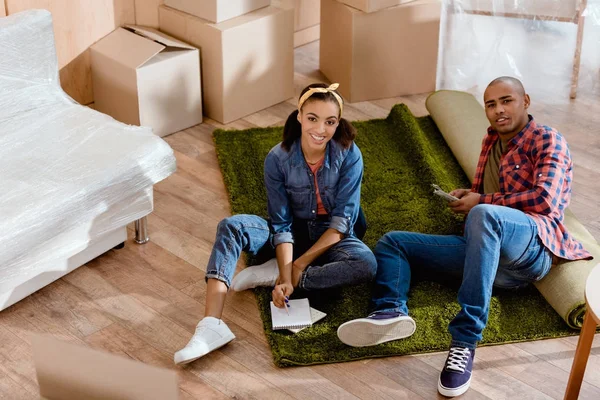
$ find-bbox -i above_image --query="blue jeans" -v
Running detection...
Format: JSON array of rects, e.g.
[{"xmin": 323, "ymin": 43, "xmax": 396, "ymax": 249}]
[
  {"xmin": 205, "ymin": 214, "xmax": 377, "ymax": 290},
  {"xmin": 371, "ymin": 204, "xmax": 553, "ymax": 349}
]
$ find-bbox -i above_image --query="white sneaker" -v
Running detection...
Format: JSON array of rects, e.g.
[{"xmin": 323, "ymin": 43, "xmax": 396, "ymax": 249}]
[
  {"xmin": 231, "ymin": 258, "xmax": 279, "ymax": 292},
  {"xmin": 337, "ymin": 311, "xmax": 416, "ymax": 347},
  {"xmin": 174, "ymin": 317, "xmax": 235, "ymax": 365}
]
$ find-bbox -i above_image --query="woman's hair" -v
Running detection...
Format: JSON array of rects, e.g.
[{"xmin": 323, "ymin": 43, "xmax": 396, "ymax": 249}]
[{"xmin": 281, "ymin": 83, "xmax": 356, "ymax": 151}]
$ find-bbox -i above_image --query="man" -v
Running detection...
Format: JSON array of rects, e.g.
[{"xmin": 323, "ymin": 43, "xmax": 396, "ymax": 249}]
[{"xmin": 336, "ymin": 77, "xmax": 591, "ymax": 397}]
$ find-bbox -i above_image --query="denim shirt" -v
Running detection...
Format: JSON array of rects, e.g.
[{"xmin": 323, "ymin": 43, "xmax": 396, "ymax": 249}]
[{"xmin": 264, "ymin": 139, "xmax": 364, "ymax": 246}]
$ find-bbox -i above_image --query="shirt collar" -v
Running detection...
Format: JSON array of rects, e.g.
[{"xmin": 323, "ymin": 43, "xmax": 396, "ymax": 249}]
[
  {"xmin": 291, "ymin": 139, "xmax": 332, "ymax": 168},
  {"xmin": 487, "ymin": 114, "xmax": 536, "ymax": 147}
]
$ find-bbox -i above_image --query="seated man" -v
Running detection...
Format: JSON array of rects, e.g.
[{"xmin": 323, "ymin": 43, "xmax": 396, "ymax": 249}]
[{"xmin": 336, "ymin": 77, "xmax": 591, "ymax": 397}]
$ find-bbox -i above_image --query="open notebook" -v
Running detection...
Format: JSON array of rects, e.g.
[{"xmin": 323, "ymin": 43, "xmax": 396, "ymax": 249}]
[
  {"xmin": 270, "ymin": 298, "xmax": 313, "ymax": 330},
  {"xmin": 288, "ymin": 307, "xmax": 327, "ymax": 333}
]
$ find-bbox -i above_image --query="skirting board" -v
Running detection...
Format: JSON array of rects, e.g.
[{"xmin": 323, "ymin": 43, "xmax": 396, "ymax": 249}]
[
  {"xmin": 295, "ymin": 24, "xmax": 320, "ymax": 47},
  {"xmin": 0, "ymin": 225, "xmax": 127, "ymax": 311}
]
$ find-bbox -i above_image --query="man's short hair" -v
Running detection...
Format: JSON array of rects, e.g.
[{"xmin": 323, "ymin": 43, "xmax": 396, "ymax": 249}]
[{"xmin": 487, "ymin": 76, "xmax": 526, "ymax": 96}]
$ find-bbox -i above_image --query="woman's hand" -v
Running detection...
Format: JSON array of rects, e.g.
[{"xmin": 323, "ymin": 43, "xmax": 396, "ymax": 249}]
[{"xmin": 272, "ymin": 281, "xmax": 294, "ymax": 308}]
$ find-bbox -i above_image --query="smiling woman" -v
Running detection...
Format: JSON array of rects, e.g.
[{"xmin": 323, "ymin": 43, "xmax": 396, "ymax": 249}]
[
  {"xmin": 298, "ymin": 101, "xmax": 339, "ymax": 163},
  {"xmin": 173, "ymin": 82, "xmax": 377, "ymax": 366}
]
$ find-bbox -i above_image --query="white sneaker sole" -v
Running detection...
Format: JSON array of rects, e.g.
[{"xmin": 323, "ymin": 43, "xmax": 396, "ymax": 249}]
[
  {"xmin": 337, "ymin": 315, "xmax": 416, "ymax": 347},
  {"xmin": 438, "ymin": 376, "xmax": 471, "ymax": 397},
  {"xmin": 174, "ymin": 332, "xmax": 235, "ymax": 365}
]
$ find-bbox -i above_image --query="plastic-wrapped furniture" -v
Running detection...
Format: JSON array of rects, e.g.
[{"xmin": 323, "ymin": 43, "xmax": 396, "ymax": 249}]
[
  {"xmin": 0, "ymin": 10, "xmax": 177, "ymax": 310},
  {"xmin": 437, "ymin": 0, "xmax": 600, "ymax": 102}
]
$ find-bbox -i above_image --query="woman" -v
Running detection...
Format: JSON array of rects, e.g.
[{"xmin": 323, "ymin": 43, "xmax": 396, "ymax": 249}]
[{"xmin": 175, "ymin": 83, "xmax": 376, "ymax": 365}]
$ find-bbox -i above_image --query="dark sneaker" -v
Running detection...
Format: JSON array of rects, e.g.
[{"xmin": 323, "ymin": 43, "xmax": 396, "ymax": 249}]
[
  {"xmin": 438, "ymin": 346, "xmax": 475, "ymax": 397},
  {"xmin": 336, "ymin": 311, "xmax": 416, "ymax": 347}
]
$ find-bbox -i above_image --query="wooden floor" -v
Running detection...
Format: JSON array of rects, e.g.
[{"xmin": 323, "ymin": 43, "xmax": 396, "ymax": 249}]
[{"xmin": 1, "ymin": 41, "xmax": 599, "ymax": 399}]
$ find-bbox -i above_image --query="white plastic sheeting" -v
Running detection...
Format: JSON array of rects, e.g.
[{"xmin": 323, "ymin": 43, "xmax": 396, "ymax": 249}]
[
  {"xmin": 436, "ymin": 0, "xmax": 600, "ymax": 103},
  {"xmin": 0, "ymin": 10, "xmax": 177, "ymax": 292}
]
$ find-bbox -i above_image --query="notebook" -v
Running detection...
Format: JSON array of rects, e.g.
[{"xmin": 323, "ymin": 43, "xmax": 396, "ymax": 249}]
[
  {"xmin": 270, "ymin": 298, "xmax": 313, "ymax": 330},
  {"xmin": 288, "ymin": 307, "xmax": 327, "ymax": 333}
]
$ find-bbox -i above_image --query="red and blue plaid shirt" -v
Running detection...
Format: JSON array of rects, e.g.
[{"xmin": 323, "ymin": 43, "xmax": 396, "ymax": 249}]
[{"xmin": 472, "ymin": 115, "xmax": 591, "ymax": 261}]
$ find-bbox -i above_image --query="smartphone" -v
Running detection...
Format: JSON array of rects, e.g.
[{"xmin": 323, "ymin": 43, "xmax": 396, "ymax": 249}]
[{"xmin": 431, "ymin": 184, "xmax": 459, "ymax": 202}]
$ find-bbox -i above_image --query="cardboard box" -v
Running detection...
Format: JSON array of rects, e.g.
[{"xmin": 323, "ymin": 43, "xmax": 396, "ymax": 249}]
[
  {"xmin": 134, "ymin": 0, "xmax": 165, "ymax": 28},
  {"xmin": 159, "ymin": 5, "xmax": 294, "ymax": 124},
  {"xmin": 164, "ymin": 0, "xmax": 270, "ymax": 23},
  {"xmin": 32, "ymin": 334, "xmax": 178, "ymax": 400},
  {"xmin": 320, "ymin": 0, "xmax": 441, "ymax": 103},
  {"xmin": 295, "ymin": 24, "xmax": 320, "ymax": 47},
  {"xmin": 91, "ymin": 25, "xmax": 203, "ymax": 137},
  {"xmin": 274, "ymin": 0, "xmax": 320, "ymax": 47},
  {"xmin": 294, "ymin": 0, "xmax": 320, "ymax": 30},
  {"xmin": 337, "ymin": 0, "xmax": 416, "ymax": 13}
]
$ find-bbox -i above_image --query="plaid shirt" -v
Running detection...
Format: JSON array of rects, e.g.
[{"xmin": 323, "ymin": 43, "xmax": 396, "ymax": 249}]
[{"xmin": 472, "ymin": 115, "xmax": 591, "ymax": 261}]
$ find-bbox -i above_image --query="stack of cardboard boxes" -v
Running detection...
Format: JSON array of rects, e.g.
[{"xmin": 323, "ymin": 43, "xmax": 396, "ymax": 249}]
[
  {"xmin": 158, "ymin": 0, "xmax": 295, "ymax": 124},
  {"xmin": 90, "ymin": 0, "xmax": 296, "ymax": 132},
  {"xmin": 320, "ymin": 0, "xmax": 441, "ymax": 103},
  {"xmin": 87, "ymin": 0, "xmax": 440, "ymax": 131},
  {"xmin": 274, "ymin": 0, "xmax": 321, "ymax": 48}
]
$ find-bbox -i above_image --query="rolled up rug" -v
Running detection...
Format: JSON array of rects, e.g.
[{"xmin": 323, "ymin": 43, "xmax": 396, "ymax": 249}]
[
  {"xmin": 534, "ymin": 209, "xmax": 600, "ymax": 328},
  {"xmin": 426, "ymin": 90, "xmax": 598, "ymax": 330}
]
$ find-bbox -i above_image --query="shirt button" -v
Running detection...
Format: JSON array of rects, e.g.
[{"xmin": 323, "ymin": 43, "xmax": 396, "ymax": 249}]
[
  {"xmin": 516, "ymin": 165, "xmax": 520, "ymax": 169},
  {"xmin": 312, "ymin": 210, "xmax": 316, "ymax": 213}
]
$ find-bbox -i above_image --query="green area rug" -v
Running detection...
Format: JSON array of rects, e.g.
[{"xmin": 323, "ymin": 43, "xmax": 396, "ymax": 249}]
[{"xmin": 213, "ymin": 104, "xmax": 576, "ymax": 367}]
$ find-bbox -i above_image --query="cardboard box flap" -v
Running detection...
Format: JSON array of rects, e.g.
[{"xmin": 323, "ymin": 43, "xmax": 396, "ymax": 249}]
[
  {"xmin": 32, "ymin": 334, "xmax": 179, "ymax": 400},
  {"xmin": 93, "ymin": 28, "xmax": 165, "ymax": 69},
  {"xmin": 125, "ymin": 25, "xmax": 196, "ymax": 50}
]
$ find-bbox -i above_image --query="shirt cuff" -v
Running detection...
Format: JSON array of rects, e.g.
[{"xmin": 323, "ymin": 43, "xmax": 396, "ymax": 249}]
[
  {"xmin": 273, "ymin": 231, "xmax": 294, "ymax": 247},
  {"xmin": 479, "ymin": 193, "xmax": 493, "ymax": 204},
  {"xmin": 330, "ymin": 215, "xmax": 350, "ymax": 235}
]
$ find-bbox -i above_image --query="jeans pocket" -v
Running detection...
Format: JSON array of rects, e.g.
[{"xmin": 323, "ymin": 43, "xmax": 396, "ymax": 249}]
[
  {"xmin": 511, "ymin": 246, "xmax": 552, "ymax": 282},
  {"xmin": 510, "ymin": 243, "xmax": 540, "ymax": 269},
  {"xmin": 532, "ymin": 250, "xmax": 553, "ymax": 282}
]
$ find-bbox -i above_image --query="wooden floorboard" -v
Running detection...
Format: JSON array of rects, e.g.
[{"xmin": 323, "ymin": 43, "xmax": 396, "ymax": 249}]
[{"xmin": 0, "ymin": 40, "xmax": 598, "ymax": 399}]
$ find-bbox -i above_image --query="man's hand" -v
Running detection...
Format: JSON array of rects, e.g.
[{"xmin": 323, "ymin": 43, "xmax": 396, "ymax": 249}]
[
  {"xmin": 449, "ymin": 191, "xmax": 481, "ymax": 215},
  {"xmin": 272, "ymin": 281, "xmax": 293, "ymax": 308},
  {"xmin": 449, "ymin": 188, "xmax": 471, "ymax": 199}
]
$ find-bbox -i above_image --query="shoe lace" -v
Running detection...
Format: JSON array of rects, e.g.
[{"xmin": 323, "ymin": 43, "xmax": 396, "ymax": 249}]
[
  {"xmin": 445, "ymin": 347, "xmax": 470, "ymax": 373},
  {"xmin": 188, "ymin": 325, "xmax": 209, "ymax": 345},
  {"xmin": 256, "ymin": 274, "xmax": 276, "ymax": 285}
]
